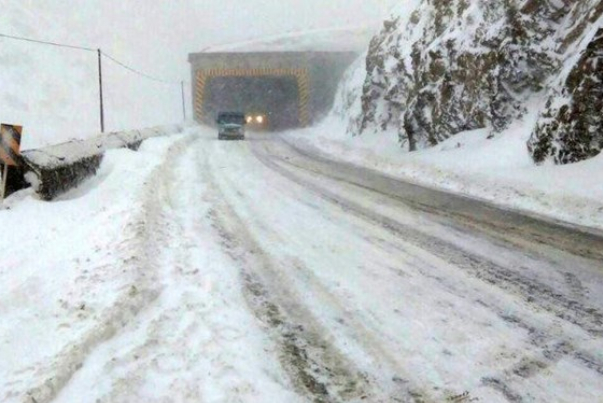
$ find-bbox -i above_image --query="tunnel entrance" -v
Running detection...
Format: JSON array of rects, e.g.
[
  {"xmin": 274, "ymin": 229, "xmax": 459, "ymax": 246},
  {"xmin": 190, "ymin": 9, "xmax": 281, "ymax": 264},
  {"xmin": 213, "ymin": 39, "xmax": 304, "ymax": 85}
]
[
  {"xmin": 194, "ymin": 68, "xmax": 311, "ymax": 131},
  {"xmin": 189, "ymin": 53, "xmax": 359, "ymax": 129},
  {"xmin": 204, "ymin": 76, "xmax": 300, "ymax": 131}
]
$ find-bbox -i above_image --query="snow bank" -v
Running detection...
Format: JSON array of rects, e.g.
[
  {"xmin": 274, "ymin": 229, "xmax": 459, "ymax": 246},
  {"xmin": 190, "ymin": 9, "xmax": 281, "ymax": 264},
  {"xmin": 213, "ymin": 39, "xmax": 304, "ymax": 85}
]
[
  {"xmin": 285, "ymin": 114, "xmax": 603, "ymax": 231},
  {"xmin": 19, "ymin": 125, "xmax": 183, "ymax": 200},
  {"xmin": 0, "ymin": 132, "xmax": 191, "ymax": 403}
]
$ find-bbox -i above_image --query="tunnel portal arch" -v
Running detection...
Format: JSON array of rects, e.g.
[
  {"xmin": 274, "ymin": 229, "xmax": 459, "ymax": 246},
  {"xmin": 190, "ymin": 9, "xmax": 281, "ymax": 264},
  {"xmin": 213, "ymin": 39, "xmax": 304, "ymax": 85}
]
[
  {"xmin": 188, "ymin": 52, "xmax": 358, "ymax": 130},
  {"xmin": 195, "ymin": 68, "xmax": 310, "ymax": 127}
]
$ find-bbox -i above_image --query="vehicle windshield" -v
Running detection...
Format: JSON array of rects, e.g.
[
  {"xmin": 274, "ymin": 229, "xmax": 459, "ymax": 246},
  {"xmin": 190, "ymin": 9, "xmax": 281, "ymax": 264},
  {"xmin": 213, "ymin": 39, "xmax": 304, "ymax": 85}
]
[{"xmin": 217, "ymin": 113, "xmax": 245, "ymax": 125}]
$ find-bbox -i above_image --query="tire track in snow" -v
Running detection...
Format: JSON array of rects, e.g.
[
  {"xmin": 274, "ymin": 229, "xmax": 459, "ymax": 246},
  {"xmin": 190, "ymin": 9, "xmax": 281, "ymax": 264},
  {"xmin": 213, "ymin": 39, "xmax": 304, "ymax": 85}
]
[
  {"xmin": 358, "ymin": 228, "xmax": 601, "ymax": 387},
  {"xmin": 250, "ymin": 139, "xmax": 603, "ymax": 401},
  {"xmin": 252, "ymin": 143, "xmax": 603, "ymax": 338},
  {"xmin": 55, "ymin": 135, "xmax": 308, "ymax": 403},
  {"xmin": 201, "ymin": 141, "xmax": 428, "ymax": 403},
  {"xmin": 22, "ymin": 134, "xmax": 195, "ymax": 403},
  {"xmin": 275, "ymin": 135, "xmax": 603, "ymax": 264}
]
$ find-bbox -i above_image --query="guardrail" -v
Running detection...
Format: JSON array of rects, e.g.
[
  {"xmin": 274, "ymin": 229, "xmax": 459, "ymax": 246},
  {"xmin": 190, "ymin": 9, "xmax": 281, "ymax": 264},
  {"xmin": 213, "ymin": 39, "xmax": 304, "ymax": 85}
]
[{"xmin": 11, "ymin": 125, "xmax": 183, "ymax": 200}]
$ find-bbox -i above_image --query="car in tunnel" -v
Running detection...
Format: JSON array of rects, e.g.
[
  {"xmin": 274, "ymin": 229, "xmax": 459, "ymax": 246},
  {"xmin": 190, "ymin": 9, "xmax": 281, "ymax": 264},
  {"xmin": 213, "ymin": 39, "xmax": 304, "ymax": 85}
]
[
  {"xmin": 203, "ymin": 75, "xmax": 301, "ymax": 132},
  {"xmin": 217, "ymin": 112, "xmax": 246, "ymax": 140},
  {"xmin": 246, "ymin": 112, "xmax": 269, "ymax": 130}
]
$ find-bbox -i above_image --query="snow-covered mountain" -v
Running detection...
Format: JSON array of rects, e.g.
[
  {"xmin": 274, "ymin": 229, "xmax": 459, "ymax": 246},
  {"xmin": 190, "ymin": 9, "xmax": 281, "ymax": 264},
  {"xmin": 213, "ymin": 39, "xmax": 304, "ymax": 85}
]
[{"xmin": 335, "ymin": 0, "xmax": 603, "ymax": 164}]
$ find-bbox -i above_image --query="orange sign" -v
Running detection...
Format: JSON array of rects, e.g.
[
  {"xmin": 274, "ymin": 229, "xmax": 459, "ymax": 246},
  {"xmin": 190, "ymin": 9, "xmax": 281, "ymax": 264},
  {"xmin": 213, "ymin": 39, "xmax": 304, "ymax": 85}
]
[{"xmin": 0, "ymin": 124, "xmax": 23, "ymax": 166}]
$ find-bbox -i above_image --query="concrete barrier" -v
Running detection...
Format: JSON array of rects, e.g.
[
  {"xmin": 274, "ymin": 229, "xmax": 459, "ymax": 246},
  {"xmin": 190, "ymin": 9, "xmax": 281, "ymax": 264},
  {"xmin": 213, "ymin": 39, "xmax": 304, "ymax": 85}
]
[{"xmin": 13, "ymin": 125, "xmax": 183, "ymax": 201}]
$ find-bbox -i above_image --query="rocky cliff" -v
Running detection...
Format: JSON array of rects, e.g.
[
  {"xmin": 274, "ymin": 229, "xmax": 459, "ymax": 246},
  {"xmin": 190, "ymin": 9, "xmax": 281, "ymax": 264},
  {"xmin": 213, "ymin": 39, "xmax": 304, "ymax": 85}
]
[
  {"xmin": 343, "ymin": 0, "xmax": 603, "ymax": 164},
  {"xmin": 529, "ymin": 27, "xmax": 603, "ymax": 164}
]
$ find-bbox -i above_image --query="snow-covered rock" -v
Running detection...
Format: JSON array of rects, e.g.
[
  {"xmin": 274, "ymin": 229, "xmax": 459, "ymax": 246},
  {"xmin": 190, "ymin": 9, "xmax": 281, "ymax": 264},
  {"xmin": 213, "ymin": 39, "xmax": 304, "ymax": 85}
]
[
  {"xmin": 343, "ymin": 0, "xmax": 603, "ymax": 163},
  {"xmin": 529, "ymin": 26, "xmax": 603, "ymax": 164}
]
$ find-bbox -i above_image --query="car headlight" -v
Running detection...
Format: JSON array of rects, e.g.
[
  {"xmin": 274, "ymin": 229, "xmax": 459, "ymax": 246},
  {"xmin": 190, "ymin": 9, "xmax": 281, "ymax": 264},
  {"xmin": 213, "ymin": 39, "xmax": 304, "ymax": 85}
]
[
  {"xmin": 256, "ymin": 115, "xmax": 264, "ymax": 124},
  {"xmin": 246, "ymin": 116, "xmax": 253, "ymax": 124}
]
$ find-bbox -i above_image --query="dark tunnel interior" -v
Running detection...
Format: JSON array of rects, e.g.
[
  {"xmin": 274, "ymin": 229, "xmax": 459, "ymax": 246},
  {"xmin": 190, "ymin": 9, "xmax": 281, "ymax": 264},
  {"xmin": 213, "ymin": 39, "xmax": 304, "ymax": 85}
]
[{"xmin": 203, "ymin": 76, "xmax": 301, "ymax": 131}]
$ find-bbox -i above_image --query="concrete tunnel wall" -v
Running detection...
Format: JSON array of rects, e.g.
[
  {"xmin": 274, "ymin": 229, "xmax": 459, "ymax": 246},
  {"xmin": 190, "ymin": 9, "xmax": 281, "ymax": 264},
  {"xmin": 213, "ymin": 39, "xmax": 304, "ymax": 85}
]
[{"xmin": 187, "ymin": 51, "xmax": 358, "ymax": 128}]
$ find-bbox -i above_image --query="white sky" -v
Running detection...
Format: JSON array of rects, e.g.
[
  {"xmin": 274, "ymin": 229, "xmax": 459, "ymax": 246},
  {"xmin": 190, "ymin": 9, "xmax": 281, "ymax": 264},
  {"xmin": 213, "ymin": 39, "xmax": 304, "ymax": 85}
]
[
  {"xmin": 16, "ymin": 0, "xmax": 401, "ymax": 91},
  {"xmin": 35, "ymin": 0, "xmax": 399, "ymax": 59},
  {"xmin": 1, "ymin": 0, "xmax": 401, "ymax": 144}
]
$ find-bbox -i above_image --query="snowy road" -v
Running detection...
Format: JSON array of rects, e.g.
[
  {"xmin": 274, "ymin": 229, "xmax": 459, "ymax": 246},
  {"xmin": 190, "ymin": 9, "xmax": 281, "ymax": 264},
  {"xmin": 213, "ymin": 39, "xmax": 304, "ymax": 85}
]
[
  {"xmin": 3, "ymin": 128, "xmax": 603, "ymax": 402},
  {"xmin": 210, "ymin": 132, "xmax": 603, "ymax": 402}
]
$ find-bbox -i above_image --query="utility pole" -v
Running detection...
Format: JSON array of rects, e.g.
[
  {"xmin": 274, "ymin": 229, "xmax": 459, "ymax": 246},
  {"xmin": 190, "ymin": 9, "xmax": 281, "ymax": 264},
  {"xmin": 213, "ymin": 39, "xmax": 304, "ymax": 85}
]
[
  {"xmin": 0, "ymin": 164, "xmax": 8, "ymax": 203},
  {"xmin": 181, "ymin": 81, "xmax": 186, "ymax": 121},
  {"xmin": 97, "ymin": 49, "xmax": 105, "ymax": 132}
]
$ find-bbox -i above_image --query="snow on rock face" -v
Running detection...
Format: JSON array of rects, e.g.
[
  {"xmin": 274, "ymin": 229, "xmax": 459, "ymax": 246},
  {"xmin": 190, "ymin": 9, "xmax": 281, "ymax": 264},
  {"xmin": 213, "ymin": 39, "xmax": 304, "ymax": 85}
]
[
  {"xmin": 346, "ymin": 0, "xmax": 603, "ymax": 163},
  {"xmin": 529, "ymin": 26, "xmax": 603, "ymax": 164},
  {"xmin": 356, "ymin": 0, "xmax": 561, "ymax": 150}
]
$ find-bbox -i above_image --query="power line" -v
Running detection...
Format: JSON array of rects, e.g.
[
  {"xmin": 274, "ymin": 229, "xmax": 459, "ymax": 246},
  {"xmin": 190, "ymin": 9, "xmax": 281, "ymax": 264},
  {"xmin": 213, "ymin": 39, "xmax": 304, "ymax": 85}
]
[
  {"xmin": 0, "ymin": 32, "xmax": 96, "ymax": 52},
  {"xmin": 101, "ymin": 51, "xmax": 181, "ymax": 85},
  {"xmin": 0, "ymin": 31, "xmax": 189, "ymax": 131},
  {"xmin": 0, "ymin": 32, "xmax": 182, "ymax": 85}
]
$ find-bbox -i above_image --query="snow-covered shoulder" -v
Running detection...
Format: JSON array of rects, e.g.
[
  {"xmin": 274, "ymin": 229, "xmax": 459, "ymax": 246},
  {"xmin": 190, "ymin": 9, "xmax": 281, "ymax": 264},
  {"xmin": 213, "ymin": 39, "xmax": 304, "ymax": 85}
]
[
  {"xmin": 0, "ymin": 133, "xmax": 183, "ymax": 402},
  {"xmin": 284, "ymin": 115, "xmax": 603, "ymax": 232}
]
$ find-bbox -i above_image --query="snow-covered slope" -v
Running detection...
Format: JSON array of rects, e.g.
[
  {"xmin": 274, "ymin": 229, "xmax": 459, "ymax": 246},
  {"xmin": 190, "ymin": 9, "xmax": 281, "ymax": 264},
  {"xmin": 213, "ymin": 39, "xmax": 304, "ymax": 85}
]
[
  {"xmin": 338, "ymin": 0, "xmax": 603, "ymax": 164},
  {"xmin": 0, "ymin": 5, "xmax": 100, "ymax": 150},
  {"xmin": 0, "ymin": 3, "xmax": 186, "ymax": 150}
]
